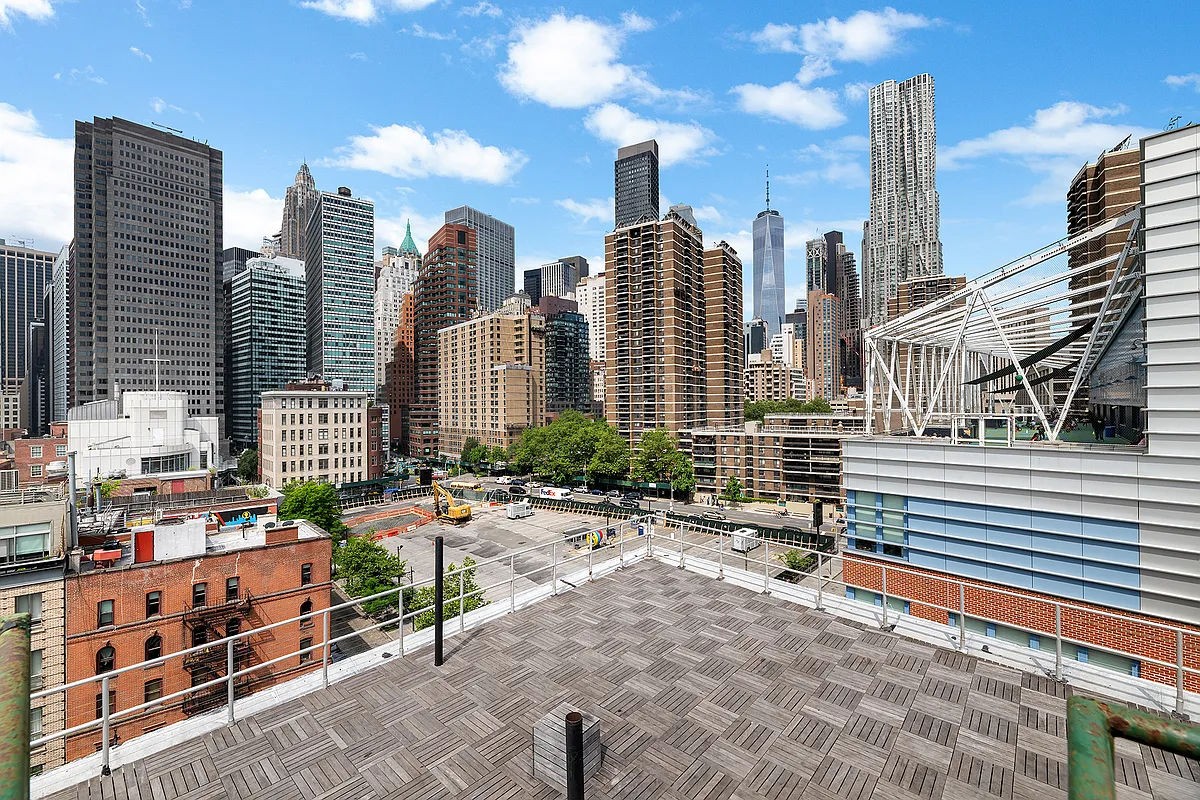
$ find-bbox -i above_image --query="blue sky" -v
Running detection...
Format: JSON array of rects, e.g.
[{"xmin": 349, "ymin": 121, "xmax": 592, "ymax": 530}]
[{"xmin": 2, "ymin": 0, "xmax": 1199, "ymax": 315}]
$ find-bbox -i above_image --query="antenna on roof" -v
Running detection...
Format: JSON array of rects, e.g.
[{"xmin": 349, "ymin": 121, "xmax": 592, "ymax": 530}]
[
  {"xmin": 765, "ymin": 165, "xmax": 770, "ymax": 211},
  {"xmin": 151, "ymin": 122, "xmax": 183, "ymax": 135},
  {"xmin": 1166, "ymin": 116, "xmax": 1182, "ymax": 131}
]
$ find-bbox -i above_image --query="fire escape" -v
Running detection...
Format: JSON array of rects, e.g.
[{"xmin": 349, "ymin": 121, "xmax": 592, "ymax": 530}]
[{"xmin": 181, "ymin": 592, "xmax": 255, "ymax": 715}]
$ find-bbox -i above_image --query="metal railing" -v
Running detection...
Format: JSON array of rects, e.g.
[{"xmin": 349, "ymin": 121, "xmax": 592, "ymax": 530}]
[
  {"xmin": 23, "ymin": 513, "xmax": 1200, "ymax": 789},
  {"xmin": 27, "ymin": 513, "xmax": 658, "ymax": 778}
]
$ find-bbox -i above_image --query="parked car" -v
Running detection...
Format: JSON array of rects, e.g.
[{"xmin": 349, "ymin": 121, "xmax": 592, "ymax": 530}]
[
  {"xmin": 495, "ymin": 475, "xmax": 513, "ymax": 485},
  {"xmin": 701, "ymin": 510, "xmax": 726, "ymax": 521},
  {"xmin": 589, "ymin": 489, "xmax": 605, "ymax": 496},
  {"xmin": 619, "ymin": 499, "xmax": 641, "ymax": 509},
  {"xmin": 605, "ymin": 489, "xmax": 622, "ymax": 498},
  {"xmin": 623, "ymin": 491, "xmax": 643, "ymax": 502},
  {"xmin": 528, "ymin": 481, "xmax": 544, "ymax": 490},
  {"xmin": 510, "ymin": 478, "xmax": 527, "ymax": 487},
  {"xmin": 507, "ymin": 485, "xmax": 528, "ymax": 496}
]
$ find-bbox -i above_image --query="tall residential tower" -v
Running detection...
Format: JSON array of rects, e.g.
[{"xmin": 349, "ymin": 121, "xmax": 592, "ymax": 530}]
[
  {"xmin": 444, "ymin": 206, "xmax": 513, "ymax": 313},
  {"xmin": 374, "ymin": 224, "xmax": 421, "ymax": 392},
  {"xmin": 864, "ymin": 74, "xmax": 942, "ymax": 327},
  {"xmin": 72, "ymin": 117, "xmax": 224, "ymax": 416}
]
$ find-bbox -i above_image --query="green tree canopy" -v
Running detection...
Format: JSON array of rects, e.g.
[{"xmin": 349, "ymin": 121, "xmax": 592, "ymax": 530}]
[
  {"xmin": 237, "ymin": 448, "xmax": 258, "ymax": 482},
  {"xmin": 280, "ymin": 480, "xmax": 347, "ymax": 537},
  {"xmin": 722, "ymin": 476, "xmax": 744, "ymax": 503},
  {"xmin": 745, "ymin": 397, "xmax": 834, "ymax": 422},
  {"xmin": 411, "ymin": 556, "xmax": 488, "ymax": 631},
  {"xmin": 334, "ymin": 536, "xmax": 408, "ymax": 616},
  {"xmin": 460, "ymin": 437, "xmax": 488, "ymax": 469},
  {"xmin": 506, "ymin": 411, "xmax": 628, "ymax": 485},
  {"xmin": 631, "ymin": 428, "xmax": 694, "ymax": 493}
]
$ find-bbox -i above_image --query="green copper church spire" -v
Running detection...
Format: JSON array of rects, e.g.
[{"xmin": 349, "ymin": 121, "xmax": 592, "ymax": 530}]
[{"xmin": 399, "ymin": 219, "xmax": 419, "ymax": 255}]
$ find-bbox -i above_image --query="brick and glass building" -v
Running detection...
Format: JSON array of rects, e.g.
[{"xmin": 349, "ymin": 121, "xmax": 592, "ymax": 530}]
[
  {"xmin": 410, "ymin": 224, "xmax": 477, "ymax": 458},
  {"xmin": 10, "ymin": 423, "xmax": 69, "ymax": 487},
  {"xmin": 374, "ymin": 228, "xmax": 421, "ymax": 394},
  {"xmin": 257, "ymin": 380, "xmax": 386, "ymax": 488},
  {"xmin": 703, "ymin": 241, "xmax": 744, "ymax": 426},
  {"xmin": 543, "ymin": 307, "xmax": 590, "ymax": 419},
  {"xmin": 63, "ymin": 509, "xmax": 331, "ymax": 761},
  {"xmin": 744, "ymin": 351, "xmax": 805, "ymax": 404},
  {"xmin": 384, "ymin": 292, "xmax": 416, "ymax": 455},
  {"xmin": 443, "ymin": 206, "xmax": 511, "ymax": 314},
  {"xmin": 72, "ymin": 117, "xmax": 224, "ymax": 417}
]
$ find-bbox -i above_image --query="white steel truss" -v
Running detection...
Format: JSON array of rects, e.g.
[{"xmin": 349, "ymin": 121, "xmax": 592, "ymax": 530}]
[{"xmin": 864, "ymin": 205, "xmax": 1143, "ymax": 440}]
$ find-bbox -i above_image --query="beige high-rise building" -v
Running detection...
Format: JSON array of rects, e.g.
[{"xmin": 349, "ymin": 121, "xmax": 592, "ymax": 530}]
[
  {"xmin": 605, "ymin": 205, "xmax": 707, "ymax": 446},
  {"xmin": 745, "ymin": 350, "xmax": 806, "ymax": 403},
  {"xmin": 1066, "ymin": 141, "xmax": 1140, "ymax": 313},
  {"xmin": 438, "ymin": 296, "xmax": 545, "ymax": 459},
  {"xmin": 806, "ymin": 290, "xmax": 842, "ymax": 400},
  {"xmin": 703, "ymin": 241, "xmax": 744, "ymax": 426}
]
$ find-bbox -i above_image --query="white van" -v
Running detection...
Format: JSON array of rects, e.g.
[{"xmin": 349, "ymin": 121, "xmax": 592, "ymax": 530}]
[
  {"xmin": 540, "ymin": 487, "xmax": 573, "ymax": 500},
  {"xmin": 731, "ymin": 527, "xmax": 760, "ymax": 553},
  {"xmin": 506, "ymin": 501, "xmax": 533, "ymax": 519}
]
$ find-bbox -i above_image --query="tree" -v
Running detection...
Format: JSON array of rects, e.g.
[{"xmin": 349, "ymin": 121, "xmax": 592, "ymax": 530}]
[
  {"xmin": 776, "ymin": 549, "xmax": 816, "ymax": 582},
  {"xmin": 460, "ymin": 437, "xmax": 487, "ymax": 470},
  {"xmin": 410, "ymin": 556, "xmax": 488, "ymax": 631},
  {"xmin": 237, "ymin": 448, "xmax": 258, "ymax": 482},
  {"xmin": 631, "ymin": 429, "xmax": 694, "ymax": 494},
  {"xmin": 98, "ymin": 479, "xmax": 120, "ymax": 500},
  {"xmin": 721, "ymin": 476, "xmax": 744, "ymax": 504},
  {"xmin": 489, "ymin": 445, "xmax": 508, "ymax": 466},
  {"xmin": 334, "ymin": 536, "xmax": 408, "ymax": 616},
  {"xmin": 588, "ymin": 425, "xmax": 630, "ymax": 482},
  {"xmin": 280, "ymin": 480, "xmax": 347, "ymax": 537},
  {"xmin": 745, "ymin": 397, "xmax": 834, "ymax": 422},
  {"xmin": 507, "ymin": 412, "xmax": 628, "ymax": 485}
]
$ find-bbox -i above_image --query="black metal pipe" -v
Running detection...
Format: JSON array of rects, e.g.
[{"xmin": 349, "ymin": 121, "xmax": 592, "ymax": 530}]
[
  {"xmin": 434, "ymin": 535, "xmax": 444, "ymax": 666},
  {"xmin": 565, "ymin": 711, "xmax": 584, "ymax": 800}
]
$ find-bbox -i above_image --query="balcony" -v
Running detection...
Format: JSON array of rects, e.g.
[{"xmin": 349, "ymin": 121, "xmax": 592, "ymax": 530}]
[{"xmin": 182, "ymin": 639, "xmax": 251, "ymax": 671}]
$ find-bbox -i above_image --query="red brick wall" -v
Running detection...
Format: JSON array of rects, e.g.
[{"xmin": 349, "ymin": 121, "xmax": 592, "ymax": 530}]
[
  {"xmin": 843, "ymin": 556, "xmax": 1200, "ymax": 691},
  {"xmin": 63, "ymin": 536, "xmax": 332, "ymax": 761},
  {"xmin": 12, "ymin": 435, "xmax": 67, "ymax": 485}
]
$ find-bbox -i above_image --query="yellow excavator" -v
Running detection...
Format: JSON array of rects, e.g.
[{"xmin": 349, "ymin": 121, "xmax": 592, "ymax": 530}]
[{"xmin": 432, "ymin": 481, "xmax": 472, "ymax": 524}]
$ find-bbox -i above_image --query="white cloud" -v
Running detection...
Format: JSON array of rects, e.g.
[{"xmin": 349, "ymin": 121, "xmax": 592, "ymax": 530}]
[
  {"xmin": 749, "ymin": 7, "xmax": 936, "ymax": 62},
  {"xmin": 404, "ymin": 23, "xmax": 456, "ymax": 40},
  {"xmin": 129, "ymin": 45, "xmax": 152, "ymax": 61},
  {"xmin": 0, "ymin": 0, "xmax": 54, "ymax": 28},
  {"xmin": 460, "ymin": 1, "xmax": 500, "ymax": 18},
  {"xmin": 223, "ymin": 188, "xmax": 283, "ymax": 251},
  {"xmin": 150, "ymin": 97, "xmax": 200, "ymax": 119},
  {"xmin": 348, "ymin": 51, "xmax": 368, "ymax": 61},
  {"xmin": 498, "ymin": 13, "xmax": 697, "ymax": 109},
  {"xmin": 779, "ymin": 134, "xmax": 868, "ymax": 188},
  {"xmin": 795, "ymin": 56, "xmax": 835, "ymax": 86},
  {"xmin": 54, "ymin": 65, "xmax": 106, "ymax": 84},
  {"xmin": 942, "ymin": 101, "xmax": 1155, "ymax": 205},
  {"xmin": 620, "ymin": 11, "xmax": 653, "ymax": 32},
  {"xmin": 843, "ymin": 81, "xmax": 870, "ymax": 103},
  {"xmin": 556, "ymin": 197, "xmax": 610, "ymax": 224},
  {"xmin": 327, "ymin": 123, "xmax": 527, "ymax": 184},
  {"xmin": 300, "ymin": 0, "xmax": 435, "ymax": 24},
  {"xmin": 584, "ymin": 104, "xmax": 717, "ymax": 167},
  {"xmin": 0, "ymin": 103, "xmax": 72, "ymax": 246},
  {"xmin": 1165, "ymin": 73, "xmax": 1200, "ymax": 92},
  {"xmin": 732, "ymin": 82, "xmax": 845, "ymax": 129}
]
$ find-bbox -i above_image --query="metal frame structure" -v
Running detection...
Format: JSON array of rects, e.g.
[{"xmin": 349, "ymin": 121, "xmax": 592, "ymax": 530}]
[{"xmin": 863, "ymin": 205, "xmax": 1143, "ymax": 440}]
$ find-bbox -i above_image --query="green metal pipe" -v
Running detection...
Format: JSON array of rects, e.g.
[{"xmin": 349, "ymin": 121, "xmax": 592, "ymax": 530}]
[{"xmin": 0, "ymin": 614, "xmax": 31, "ymax": 800}]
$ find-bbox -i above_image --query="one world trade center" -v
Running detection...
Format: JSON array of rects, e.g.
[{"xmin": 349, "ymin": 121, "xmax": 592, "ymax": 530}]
[{"xmin": 753, "ymin": 172, "xmax": 786, "ymax": 340}]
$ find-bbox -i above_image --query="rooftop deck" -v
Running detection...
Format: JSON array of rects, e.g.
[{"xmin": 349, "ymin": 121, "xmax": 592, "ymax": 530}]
[{"xmin": 42, "ymin": 560, "xmax": 1199, "ymax": 800}]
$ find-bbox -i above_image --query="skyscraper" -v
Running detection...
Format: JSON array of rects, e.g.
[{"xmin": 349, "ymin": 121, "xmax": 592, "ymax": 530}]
[
  {"xmin": 305, "ymin": 187, "xmax": 375, "ymax": 392},
  {"xmin": 280, "ymin": 163, "xmax": 318, "ymax": 260},
  {"xmin": 539, "ymin": 256, "xmax": 586, "ymax": 302},
  {"xmin": 752, "ymin": 173, "xmax": 785, "ymax": 340},
  {"xmin": 0, "ymin": 240, "xmax": 55, "ymax": 391},
  {"xmin": 605, "ymin": 205, "xmax": 707, "ymax": 445},
  {"xmin": 444, "ymin": 206, "xmax": 513, "ymax": 313},
  {"xmin": 72, "ymin": 116, "xmax": 224, "ymax": 416},
  {"xmin": 864, "ymin": 74, "xmax": 942, "ymax": 327},
  {"xmin": 226, "ymin": 256, "xmax": 306, "ymax": 449},
  {"xmin": 50, "ymin": 245, "xmax": 70, "ymax": 422},
  {"xmin": 374, "ymin": 224, "xmax": 421, "ymax": 392},
  {"xmin": 544, "ymin": 308, "xmax": 591, "ymax": 419},
  {"xmin": 703, "ymin": 241, "xmax": 744, "ymax": 426},
  {"xmin": 614, "ymin": 140, "xmax": 660, "ymax": 228},
  {"xmin": 1067, "ymin": 139, "xmax": 1140, "ymax": 316},
  {"xmin": 411, "ymin": 224, "xmax": 477, "ymax": 457},
  {"xmin": 522, "ymin": 267, "xmax": 543, "ymax": 307}
]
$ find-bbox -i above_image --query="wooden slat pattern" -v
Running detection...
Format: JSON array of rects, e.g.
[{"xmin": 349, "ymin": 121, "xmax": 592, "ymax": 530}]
[{"xmin": 50, "ymin": 560, "xmax": 1197, "ymax": 800}]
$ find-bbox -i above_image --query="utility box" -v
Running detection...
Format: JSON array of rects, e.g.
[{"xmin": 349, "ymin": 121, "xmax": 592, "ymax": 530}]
[{"xmin": 533, "ymin": 703, "xmax": 601, "ymax": 791}]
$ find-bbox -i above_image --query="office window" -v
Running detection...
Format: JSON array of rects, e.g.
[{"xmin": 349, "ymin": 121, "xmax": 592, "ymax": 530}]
[
  {"xmin": 301, "ymin": 563, "xmax": 312, "ymax": 586},
  {"xmin": 15, "ymin": 593, "xmax": 42, "ymax": 622},
  {"xmin": 145, "ymin": 634, "xmax": 162, "ymax": 660},
  {"xmin": 299, "ymin": 636, "xmax": 313, "ymax": 664},
  {"xmin": 94, "ymin": 691, "xmax": 116, "ymax": 720},
  {"xmin": 144, "ymin": 678, "xmax": 163, "ymax": 704},
  {"xmin": 146, "ymin": 591, "xmax": 161, "ymax": 617},
  {"xmin": 98, "ymin": 599, "xmax": 114, "ymax": 627},
  {"xmin": 192, "ymin": 582, "xmax": 207, "ymax": 607},
  {"xmin": 226, "ymin": 576, "xmax": 239, "ymax": 602},
  {"xmin": 30, "ymin": 445, "xmax": 42, "ymax": 459},
  {"xmin": 96, "ymin": 646, "xmax": 116, "ymax": 674}
]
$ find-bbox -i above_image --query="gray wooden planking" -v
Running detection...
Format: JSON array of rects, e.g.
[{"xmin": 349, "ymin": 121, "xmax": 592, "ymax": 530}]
[{"xmin": 50, "ymin": 560, "xmax": 1200, "ymax": 800}]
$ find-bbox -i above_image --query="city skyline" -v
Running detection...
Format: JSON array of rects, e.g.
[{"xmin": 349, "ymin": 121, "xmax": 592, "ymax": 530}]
[{"xmin": 1, "ymin": 3, "xmax": 1194, "ymax": 317}]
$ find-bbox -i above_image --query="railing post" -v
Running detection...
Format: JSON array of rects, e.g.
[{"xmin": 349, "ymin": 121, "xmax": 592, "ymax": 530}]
[
  {"xmin": 815, "ymin": 552, "xmax": 824, "ymax": 610},
  {"xmin": 1176, "ymin": 629, "xmax": 1185, "ymax": 716},
  {"xmin": 321, "ymin": 609, "xmax": 330, "ymax": 688},
  {"xmin": 510, "ymin": 554, "xmax": 517, "ymax": 613},
  {"xmin": 551, "ymin": 539, "xmax": 558, "ymax": 595},
  {"xmin": 717, "ymin": 530, "xmax": 724, "ymax": 581},
  {"xmin": 678, "ymin": 524, "xmax": 686, "ymax": 569},
  {"xmin": 958, "ymin": 583, "xmax": 966, "ymax": 652},
  {"xmin": 588, "ymin": 538, "xmax": 594, "ymax": 580},
  {"xmin": 458, "ymin": 571, "xmax": 465, "ymax": 633},
  {"xmin": 881, "ymin": 568, "xmax": 889, "ymax": 629},
  {"xmin": 1055, "ymin": 604, "xmax": 1063, "ymax": 681},
  {"xmin": 434, "ymin": 535, "xmax": 444, "ymax": 667},
  {"xmin": 226, "ymin": 637, "xmax": 235, "ymax": 725},
  {"xmin": 100, "ymin": 674, "xmax": 112, "ymax": 776},
  {"xmin": 619, "ymin": 526, "xmax": 625, "ymax": 567},
  {"xmin": 762, "ymin": 539, "xmax": 770, "ymax": 594},
  {"xmin": 398, "ymin": 588, "xmax": 405, "ymax": 657}
]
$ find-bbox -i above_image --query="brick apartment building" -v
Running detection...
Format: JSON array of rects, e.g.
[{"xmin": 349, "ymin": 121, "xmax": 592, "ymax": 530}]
[
  {"xmin": 10, "ymin": 423, "xmax": 68, "ymax": 486},
  {"xmin": 63, "ymin": 510, "xmax": 332, "ymax": 761}
]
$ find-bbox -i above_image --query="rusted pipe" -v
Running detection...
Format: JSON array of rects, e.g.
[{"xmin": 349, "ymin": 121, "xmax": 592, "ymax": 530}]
[{"xmin": 0, "ymin": 614, "xmax": 31, "ymax": 800}]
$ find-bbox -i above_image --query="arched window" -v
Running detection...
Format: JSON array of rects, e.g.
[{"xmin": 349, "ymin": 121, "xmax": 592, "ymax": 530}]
[
  {"xmin": 300, "ymin": 599, "xmax": 313, "ymax": 616},
  {"xmin": 145, "ymin": 635, "xmax": 162, "ymax": 661},
  {"xmin": 226, "ymin": 619, "xmax": 241, "ymax": 638},
  {"xmin": 96, "ymin": 646, "xmax": 115, "ymax": 674}
]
